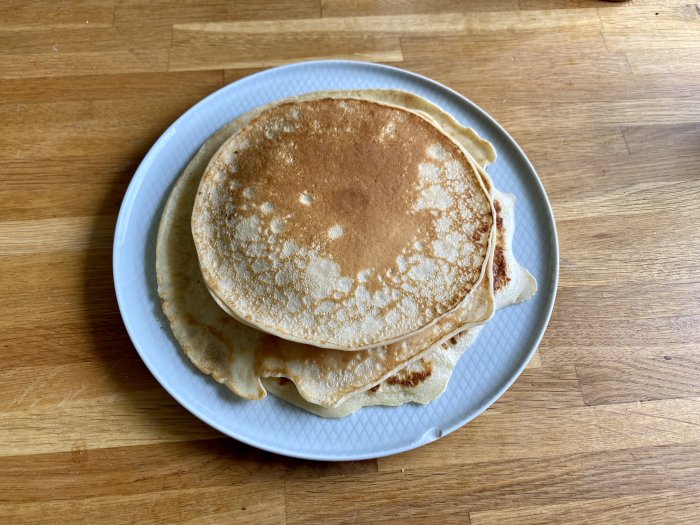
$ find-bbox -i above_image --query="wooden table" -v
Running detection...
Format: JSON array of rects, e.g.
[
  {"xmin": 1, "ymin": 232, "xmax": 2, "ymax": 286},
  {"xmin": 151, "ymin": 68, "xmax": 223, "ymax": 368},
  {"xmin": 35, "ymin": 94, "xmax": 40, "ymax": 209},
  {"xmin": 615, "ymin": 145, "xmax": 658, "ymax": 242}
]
[{"xmin": 2, "ymin": 1, "xmax": 699, "ymax": 523}]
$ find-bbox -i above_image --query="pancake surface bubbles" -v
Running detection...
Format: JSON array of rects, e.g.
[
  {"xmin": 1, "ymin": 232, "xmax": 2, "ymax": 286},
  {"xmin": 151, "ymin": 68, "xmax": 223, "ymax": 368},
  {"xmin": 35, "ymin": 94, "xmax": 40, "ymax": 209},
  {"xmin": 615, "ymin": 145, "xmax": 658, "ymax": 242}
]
[{"xmin": 192, "ymin": 97, "xmax": 493, "ymax": 350}]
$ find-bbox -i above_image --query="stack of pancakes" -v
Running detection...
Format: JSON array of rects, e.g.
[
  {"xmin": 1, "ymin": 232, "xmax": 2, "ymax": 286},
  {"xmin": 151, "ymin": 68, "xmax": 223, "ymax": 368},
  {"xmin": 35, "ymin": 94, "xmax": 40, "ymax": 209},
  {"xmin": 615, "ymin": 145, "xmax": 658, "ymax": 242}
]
[{"xmin": 156, "ymin": 90, "xmax": 536, "ymax": 417}]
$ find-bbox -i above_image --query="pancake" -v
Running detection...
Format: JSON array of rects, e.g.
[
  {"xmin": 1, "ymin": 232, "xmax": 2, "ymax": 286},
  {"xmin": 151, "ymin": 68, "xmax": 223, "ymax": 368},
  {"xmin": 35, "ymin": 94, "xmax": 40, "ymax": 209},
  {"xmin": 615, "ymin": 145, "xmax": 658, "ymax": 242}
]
[
  {"xmin": 335, "ymin": 89, "xmax": 496, "ymax": 169},
  {"xmin": 191, "ymin": 94, "xmax": 495, "ymax": 350},
  {"xmin": 157, "ymin": 90, "xmax": 504, "ymax": 408},
  {"xmin": 263, "ymin": 189, "xmax": 537, "ymax": 417}
]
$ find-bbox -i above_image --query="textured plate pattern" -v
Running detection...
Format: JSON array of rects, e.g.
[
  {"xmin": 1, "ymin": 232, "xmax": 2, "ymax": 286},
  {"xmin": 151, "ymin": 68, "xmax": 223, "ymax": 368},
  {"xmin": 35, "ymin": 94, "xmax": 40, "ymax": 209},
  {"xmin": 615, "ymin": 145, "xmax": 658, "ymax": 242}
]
[{"xmin": 113, "ymin": 61, "xmax": 558, "ymax": 461}]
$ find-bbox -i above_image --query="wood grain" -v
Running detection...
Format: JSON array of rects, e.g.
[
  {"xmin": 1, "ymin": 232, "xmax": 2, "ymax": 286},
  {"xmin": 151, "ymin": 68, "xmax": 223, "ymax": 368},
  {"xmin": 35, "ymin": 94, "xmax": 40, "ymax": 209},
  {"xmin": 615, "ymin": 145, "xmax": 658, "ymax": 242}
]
[
  {"xmin": 1, "ymin": 482, "xmax": 287, "ymax": 525},
  {"xmin": 470, "ymin": 491, "xmax": 700, "ymax": 525},
  {"xmin": 0, "ymin": 1, "xmax": 115, "ymax": 29},
  {"xmin": 287, "ymin": 442, "xmax": 700, "ymax": 523},
  {"xmin": 169, "ymin": 29, "xmax": 403, "ymax": 71},
  {"xmin": 321, "ymin": 0, "xmax": 521, "ymax": 17},
  {"xmin": 1, "ymin": 1, "xmax": 699, "ymax": 523}
]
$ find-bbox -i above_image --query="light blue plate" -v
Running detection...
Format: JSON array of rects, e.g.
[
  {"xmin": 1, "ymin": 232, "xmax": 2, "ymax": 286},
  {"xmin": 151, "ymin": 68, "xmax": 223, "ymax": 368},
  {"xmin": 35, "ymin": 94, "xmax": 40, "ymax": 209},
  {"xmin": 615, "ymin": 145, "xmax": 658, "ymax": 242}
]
[{"xmin": 113, "ymin": 60, "xmax": 558, "ymax": 461}]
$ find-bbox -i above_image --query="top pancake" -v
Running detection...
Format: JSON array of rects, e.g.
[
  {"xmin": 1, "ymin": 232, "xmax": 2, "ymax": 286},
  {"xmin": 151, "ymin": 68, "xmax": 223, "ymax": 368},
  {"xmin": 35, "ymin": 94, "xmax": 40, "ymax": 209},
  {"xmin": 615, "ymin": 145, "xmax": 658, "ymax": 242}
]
[{"xmin": 192, "ymin": 96, "xmax": 494, "ymax": 350}]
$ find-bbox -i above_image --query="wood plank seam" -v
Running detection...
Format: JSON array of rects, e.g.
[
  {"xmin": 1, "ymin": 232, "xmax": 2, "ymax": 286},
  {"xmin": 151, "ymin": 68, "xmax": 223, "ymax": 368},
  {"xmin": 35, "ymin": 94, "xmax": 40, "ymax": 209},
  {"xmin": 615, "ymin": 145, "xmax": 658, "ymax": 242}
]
[
  {"xmin": 622, "ymin": 48, "xmax": 634, "ymax": 74},
  {"xmin": 283, "ymin": 478, "xmax": 289, "ymax": 525},
  {"xmin": 573, "ymin": 363, "xmax": 585, "ymax": 403},
  {"xmin": 620, "ymin": 125, "xmax": 633, "ymax": 154},
  {"xmin": 599, "ymin": 22, "xmax": 614, "ymax": 53}
]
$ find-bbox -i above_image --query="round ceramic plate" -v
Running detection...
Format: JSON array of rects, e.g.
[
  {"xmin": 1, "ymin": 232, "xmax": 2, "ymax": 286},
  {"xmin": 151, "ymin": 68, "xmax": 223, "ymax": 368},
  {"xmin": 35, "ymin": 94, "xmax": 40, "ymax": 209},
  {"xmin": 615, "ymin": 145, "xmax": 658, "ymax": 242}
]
[{"xmin": 113, "ymin": 60, "xmax": 558, "ymax": 461}]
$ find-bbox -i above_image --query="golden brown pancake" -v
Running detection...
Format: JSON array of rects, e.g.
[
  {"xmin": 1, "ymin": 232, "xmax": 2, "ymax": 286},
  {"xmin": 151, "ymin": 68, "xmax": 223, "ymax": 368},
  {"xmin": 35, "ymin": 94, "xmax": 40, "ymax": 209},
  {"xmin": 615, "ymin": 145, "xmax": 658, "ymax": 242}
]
[
  {"xmin": 191, "ymin": 95, "xmax": 494, "ymax": 350},
  {"xmin": 263, "ymin": 189, "xmax": 537, "ymax": 417},
  {"xmin": 157, "ymin": 90, "xmax": 509, "ymax": 408}
]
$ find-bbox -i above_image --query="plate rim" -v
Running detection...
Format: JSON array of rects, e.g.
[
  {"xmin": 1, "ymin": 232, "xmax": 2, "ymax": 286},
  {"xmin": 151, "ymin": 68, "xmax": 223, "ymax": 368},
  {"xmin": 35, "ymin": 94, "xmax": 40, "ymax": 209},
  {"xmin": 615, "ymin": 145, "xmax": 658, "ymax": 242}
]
[{"xmin": 113, "ymin": 59, "xmax": 560, "ymax": 461}]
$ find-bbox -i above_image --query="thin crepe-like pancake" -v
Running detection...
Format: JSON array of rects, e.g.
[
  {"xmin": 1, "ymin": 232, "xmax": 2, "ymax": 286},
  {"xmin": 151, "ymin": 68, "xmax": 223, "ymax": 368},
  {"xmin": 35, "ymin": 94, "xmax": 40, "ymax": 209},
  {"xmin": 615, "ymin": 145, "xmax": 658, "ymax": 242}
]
[
  {"xmin": 263, "ymin": 189, "xmax": 537, "ymax": 417},
  {"xmin": 157, "ymin": 90, "xmax": 498, "ymax": 407},
  {"xmin": 192, "ymin": 95, "xmax": 494, "ymax": 350}
]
